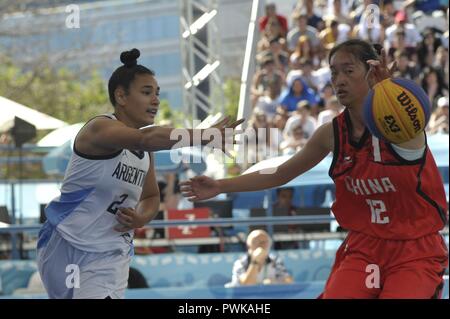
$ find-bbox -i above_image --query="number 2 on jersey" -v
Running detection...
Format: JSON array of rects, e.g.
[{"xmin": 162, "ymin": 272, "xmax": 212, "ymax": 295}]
[
  {"xmin": 107, "ymin": 194, "xmax": 128, "ymax": 214},
  {"xmin": 366, "ymin": 199, "xmax": 390, "ymax": 224}
]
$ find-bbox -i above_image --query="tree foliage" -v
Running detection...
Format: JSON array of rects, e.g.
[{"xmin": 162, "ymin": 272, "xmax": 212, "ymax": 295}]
[
  {"xmin": 0, "ymin": 54, "xmax": 111, "ymax": 125},
  {"xmin": 223, "ymin": 78, "xmax": 240, "ymax": 122}
]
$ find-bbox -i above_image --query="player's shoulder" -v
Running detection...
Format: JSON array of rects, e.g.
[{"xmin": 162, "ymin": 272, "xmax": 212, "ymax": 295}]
[
  {"xmin": 313, "ymin": 121, "xmax": 334, "ymax": 139},
  {"xmin": 81, "ymin": 114, "xmax": 126, "ymax": 136}
]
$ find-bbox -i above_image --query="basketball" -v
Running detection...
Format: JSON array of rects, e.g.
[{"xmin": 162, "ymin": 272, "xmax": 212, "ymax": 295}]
[{"xmin": 363, "ymin": 78, "xmax": 431, "ymax": 144}]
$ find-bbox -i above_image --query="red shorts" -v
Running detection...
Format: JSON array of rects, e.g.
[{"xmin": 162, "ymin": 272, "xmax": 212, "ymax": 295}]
[{"xmin": 319, "ymin": 231, "xmax": 448, "ymax": 299}]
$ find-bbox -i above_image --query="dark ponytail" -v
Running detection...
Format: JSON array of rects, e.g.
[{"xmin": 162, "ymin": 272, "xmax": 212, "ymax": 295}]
[
  {"xmin": 108, "ymin": 48, "xmax": 155, "ymax": 106},
  {"xmin": 328, "ymin": 39, "xmax": 380, "ymax": 71}
]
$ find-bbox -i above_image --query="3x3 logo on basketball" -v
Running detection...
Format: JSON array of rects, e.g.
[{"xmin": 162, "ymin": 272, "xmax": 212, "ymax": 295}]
[{"xmin": 382, "ymin": 91, "xmax": 422, "ymax": 134}]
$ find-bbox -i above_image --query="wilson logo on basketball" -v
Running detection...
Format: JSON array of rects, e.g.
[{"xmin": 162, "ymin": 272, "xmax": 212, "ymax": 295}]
[{"xmin": 397, "ymin": 91, "xmax": 421, "ymax": 133}]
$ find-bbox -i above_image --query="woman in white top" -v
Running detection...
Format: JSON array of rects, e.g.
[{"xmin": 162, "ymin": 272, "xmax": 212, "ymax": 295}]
[{"xmin": 36, "ymin": 48, "xmax": 242, "ymax": 299}]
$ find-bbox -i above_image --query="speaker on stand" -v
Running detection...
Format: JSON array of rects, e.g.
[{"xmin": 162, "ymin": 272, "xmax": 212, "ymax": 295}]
[{"xmin": 0, "ymin": 116, "xmax": 36, "ymax": 259}]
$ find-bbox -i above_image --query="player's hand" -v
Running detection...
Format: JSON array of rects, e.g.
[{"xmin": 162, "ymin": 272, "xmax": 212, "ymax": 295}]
[
  {"xmin": 366, "ymin": 48, "xmax": 397, "ymax": 89},
  {"xmin": 251, "ymin": 247, "xmax": 268, "ymax": 265},
  {"xmin": 179, "ymin": 176, "xmax": 220, "ymax": 201},
  {"xmin": 114, "ymin": 207, "xmax": 144, "ymax": 232},
  {"xmin": 206, "ymin": 116, "xmax": 245, "ymax": 157}
]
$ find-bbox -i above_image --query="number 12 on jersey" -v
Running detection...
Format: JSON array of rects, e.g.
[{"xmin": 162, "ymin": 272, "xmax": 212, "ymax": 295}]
[{"xmin": 366, "ymin": 199, "xmax": 390, "ymax": 224}]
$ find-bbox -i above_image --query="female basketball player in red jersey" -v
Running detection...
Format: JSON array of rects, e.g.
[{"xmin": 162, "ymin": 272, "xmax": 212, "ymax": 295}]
[{"xmin": 180, "ymin": 39, "xmax": 448, "ymax": 298}]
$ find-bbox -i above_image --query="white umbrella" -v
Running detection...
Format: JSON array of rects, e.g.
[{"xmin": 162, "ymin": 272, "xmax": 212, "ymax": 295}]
[
  {"xmin": 0, "ymin": 96, "xmax": 67, "ymax": 131},
  {"xmin": 37, "ymin": 123, "xmax": 84, "ymax": 147}
]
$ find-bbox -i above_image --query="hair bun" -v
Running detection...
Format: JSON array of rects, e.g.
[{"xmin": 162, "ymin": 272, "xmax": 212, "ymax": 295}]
[{"xmin": 120, "ymin": 48, "xmax": 140, "ymax": 68}]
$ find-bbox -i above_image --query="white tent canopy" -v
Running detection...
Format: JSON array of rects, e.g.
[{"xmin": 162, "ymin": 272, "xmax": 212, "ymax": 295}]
[
  {"xmin": 0, "ymin": 95, "xmax": 67, "ymax": 131},
  {"xmin": 37, "ymin": 122, "xmax": 84, "ymax": 147}
]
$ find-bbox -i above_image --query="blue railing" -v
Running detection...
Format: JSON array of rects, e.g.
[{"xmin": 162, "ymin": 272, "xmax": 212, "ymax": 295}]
[
  {"xmin": 0, "ymin": 215, "xmax": 336, "ymax": 233},
  {"xmin": 0, "ymin": 216, "xmax": 338, "ymax": 259}
]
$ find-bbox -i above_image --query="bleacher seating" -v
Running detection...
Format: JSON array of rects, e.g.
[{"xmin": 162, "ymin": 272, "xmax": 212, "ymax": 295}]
[{"xmin": 130, "ymin": 248, "xmax": 336, "ymax": 288}]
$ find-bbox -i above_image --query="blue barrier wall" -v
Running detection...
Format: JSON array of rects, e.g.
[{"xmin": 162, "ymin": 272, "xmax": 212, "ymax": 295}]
[
  {"xmin": 0, "ymin": 249, "xmax": 336, "ymax": 295},
  {"xmin": 0, "ymin": 260, "xmax": 37, "ymax": 296},
  {"xmin": 130, "ymin": 249, "xmax": 337, "ymax": 288},
  {"xmin": 0, "ymin": 249, "xmax": 448, "ymax": 299}
]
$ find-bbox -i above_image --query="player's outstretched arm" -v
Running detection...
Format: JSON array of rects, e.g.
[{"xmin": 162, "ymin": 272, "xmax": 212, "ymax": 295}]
[
  {"xmin": 78, "ymin": 116, "xmax": 244, "ymax": 154},
  {"xmin": 180, "ymin": 122, "xmax": 333, "ymax": 201}
]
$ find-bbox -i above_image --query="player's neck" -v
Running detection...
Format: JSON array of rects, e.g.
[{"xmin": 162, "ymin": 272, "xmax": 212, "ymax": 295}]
[
  {"xmin": 346, "ymin": 107, "xmax": 366, "ymax": 136},
  {"xmin": 114, "ymin": 109, "xmax": 140, "ymax": 129}
]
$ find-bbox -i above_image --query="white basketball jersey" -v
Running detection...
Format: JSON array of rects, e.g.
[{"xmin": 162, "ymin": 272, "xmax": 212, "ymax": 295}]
[{"xmin": 44, "ymin": 114, "xmax": 150, "ymax": 255}]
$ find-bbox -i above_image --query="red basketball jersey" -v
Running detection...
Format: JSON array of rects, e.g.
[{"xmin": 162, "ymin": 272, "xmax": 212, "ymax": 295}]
[{"xmin": 329, "ymin": 109, "xmax": 448, "ymax": 240}]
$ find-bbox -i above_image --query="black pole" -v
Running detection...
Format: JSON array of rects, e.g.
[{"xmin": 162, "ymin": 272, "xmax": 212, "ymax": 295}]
[
  {"xmin": 10, "ymin": 182, "xmax": 20, "ymax": 259},
  {"xmin": 10, "ymin": 183, "xmax": 16, "ymax": 224},
  {"xmin": 18, "ymin": 146, "xmax": 23, "ymax": 225}
]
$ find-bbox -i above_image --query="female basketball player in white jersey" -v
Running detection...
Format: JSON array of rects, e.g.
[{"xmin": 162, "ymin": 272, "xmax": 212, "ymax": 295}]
[{"xmin": 36, "ymin": 48, "xmax": 243, "ymax": 299}]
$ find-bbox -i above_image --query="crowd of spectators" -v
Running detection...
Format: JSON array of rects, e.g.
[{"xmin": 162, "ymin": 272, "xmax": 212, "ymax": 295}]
[{"xmin": 242, "ymin": 0, "xmax": 449, "ymax": 170}]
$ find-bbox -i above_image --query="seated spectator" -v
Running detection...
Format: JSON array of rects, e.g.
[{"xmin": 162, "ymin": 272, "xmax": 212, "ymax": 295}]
[
  {"xmin": 258, "ymin": 37, "xmax": 290, "ymax": 73},
  {"xmin": 392, "ymin": 50, "xmax": 421, "ymax": 81},
  {"xmin": 304, "ymin": 0, "xmax": 325, "ymax": 31},
  {"xmin": 381, "ymin": 0, "xmax": 397, "ymax": 29},
  {"xmin": 271, "ymin": 107, "xmax": 289, "ymax": 138},
  {"xmin": 258, "ymin": 3, "xmax": 288, "ymax": 38},
  {"xmin": 433, "ymin": 46, "xmax": 448, "ymax": 71},
  {"xmin": 427, "ymin": 96, "xmax": 449, "ymax": 134},
  {"xmin": 317, "ymin": 96, "xmax": 343, "ymax": 126},
  {"xmin": 287, "ymin": 12, "xmax": 320, "ymax": 53},
  {"xmin": 251, "ymin": 57, "xmax": 285, "ymax": 108},
  {"xmin": 293, "ymin": 0, "xmax": 325, "ymax": 30},
  {"xmin": 243, "ymin": 109, "xmax": 279, "ymax": 167},
  {"xmin": 254, "ymin": 82, "xmax": 282, "ymax": 121},
  {"xmin": 279, "ymin": 76, "xmax": 320, "ymax": 112},
  {"xmin": 274, "ymin": 187, "xmax": 302, "ymax": 249},
  {"xmin": 385, "ymin": 10, "xmax": 422, "ymax": 52},
  {"xmin": 319, "ymin": 17, "xmax": 351, "ymax": 51},
  {"xmin": 323, "ymin": 0, "xmax": 354, "ymax": 26},
  {"xmin": 287, "ymin": 58, "xmax": 321, "ymax": 92},
  {"xmin": 312, "ymin": 61, "xmax": 332, "ymax": 92},
  {"xmin": 420, "ymin": 66, "xmax": 449, "ymax": 109},
  {"xmin": 257, "ymin": 17, "xmax": 287, "ymax": 53},
  {"xmin": 274, "ymin": 187, "xmax": 297, "ymax": 216},
  {"xmin": 283, "ymin": 100, "xmax": 317, "ymax": 140},
  {"xmin": 228, "ymin": 229, "xmax": 294, "ymax": 286},
  {"xmin": 280, "ymin": 123, "xmax": 307, "ymax": 155},
  {"xmin": 289, "ymin": 35, "xmax": 317, "ymax": 69},
  {"xmin": 433, "ymin": 46, "xmax": 449, "ymax": 88},
  {"xmin": 317, "ymin": 82, "xmax": 335, "ymax": 110},
  {"xmin": 417, "ymin": 28, "xmax": 442, "ymax": 68},
  {"xmin": 286, "ymin": 56, "xmax": 302, "ymax": 84}
]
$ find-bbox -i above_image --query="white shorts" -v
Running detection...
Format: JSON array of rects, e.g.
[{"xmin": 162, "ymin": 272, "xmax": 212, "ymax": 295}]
[{"xmin": 37, "ymin": 226, "xmax": 130, "ymax": 299}]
